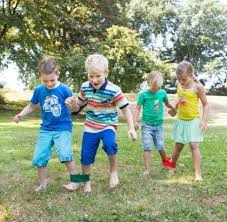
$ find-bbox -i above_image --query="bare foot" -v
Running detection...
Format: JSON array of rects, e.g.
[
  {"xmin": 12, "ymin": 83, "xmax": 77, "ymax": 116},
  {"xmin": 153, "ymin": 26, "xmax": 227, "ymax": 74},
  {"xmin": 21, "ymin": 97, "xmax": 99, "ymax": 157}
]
[
  {"xmin": 62, "ymin": 182, "xmax": 80, "ymax": 192},
  {"xmin": 109, "ymin": 172, "xmax": 119, "ymax": 188},
  {"xmin": 35, "ymin": 184, "xmax": 47, "ymax": 192},
  {"xmin": 195, "ymin": 175, "xmax": 203, "ymax": 181},
  {"xmin": 84, "ymin": 181, "xmax": 92, "ymax": 193},
  {"xmin": 168, "ymin": 168, "xmax": 176, "ymax": 174},
  {"xmin": 143, "ymin": 170, "xmax": 150, "ymax": 175}
]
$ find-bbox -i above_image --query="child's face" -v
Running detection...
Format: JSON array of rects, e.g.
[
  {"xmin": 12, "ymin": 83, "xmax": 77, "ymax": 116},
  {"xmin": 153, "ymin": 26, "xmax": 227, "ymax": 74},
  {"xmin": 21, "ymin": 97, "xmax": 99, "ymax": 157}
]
[
  {"xmin": 177, "ymin": 73, "xmax": 193, "ymax": 88},
  {"xmin": 149, "ymin": 83, "xmax": 160, "ymax": 93},
  {"xmin": 41, "ymin": 72, "xmax": 59, "ymax": 89},
  {"xmin": 87, "ymin": 69, "xmax": 108, "ymax": 89}
]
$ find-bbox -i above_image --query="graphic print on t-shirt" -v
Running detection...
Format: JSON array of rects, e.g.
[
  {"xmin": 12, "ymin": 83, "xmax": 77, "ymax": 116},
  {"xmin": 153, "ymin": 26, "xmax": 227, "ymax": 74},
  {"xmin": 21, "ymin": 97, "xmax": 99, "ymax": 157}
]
[
  {"xmin": 43, "ymin": 95, "xmax": 61, "ymax": 117},
  {"xmin": 178, "ymin": 93, "xmax": 187, "ymax": 106},
  {"xmin": 154, "ymin": 100, "xmax": 159, "ymax": 113}
]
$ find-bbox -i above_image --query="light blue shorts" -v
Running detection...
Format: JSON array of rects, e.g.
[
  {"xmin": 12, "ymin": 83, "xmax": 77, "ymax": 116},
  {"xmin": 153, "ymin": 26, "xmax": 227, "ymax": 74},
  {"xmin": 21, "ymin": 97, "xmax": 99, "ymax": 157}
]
[
  {"xmin": 172, "ymin": 118, "xmax": 203, "ymax": 144},
  {"xmin": 141, "ymin": 123, "xmax": 164, "ymax": 151},
  {"xmin": 32, "ymin": 130, "xmax": 74, "ymax": 167}
]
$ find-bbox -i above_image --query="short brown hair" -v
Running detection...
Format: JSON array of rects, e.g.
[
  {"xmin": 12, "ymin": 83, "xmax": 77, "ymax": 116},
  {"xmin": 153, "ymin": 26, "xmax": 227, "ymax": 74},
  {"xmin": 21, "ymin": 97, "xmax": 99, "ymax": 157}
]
[{"xmin": 38, "ymin": 58, "xmax": 59, "ymax": 76}]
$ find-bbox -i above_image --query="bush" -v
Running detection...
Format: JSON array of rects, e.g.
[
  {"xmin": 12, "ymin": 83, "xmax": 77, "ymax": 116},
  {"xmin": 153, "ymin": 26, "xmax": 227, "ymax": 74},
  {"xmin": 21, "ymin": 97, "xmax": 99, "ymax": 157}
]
[{"xmin": 0, "ymin": 93, "xmax": 6, "ymax": 105}]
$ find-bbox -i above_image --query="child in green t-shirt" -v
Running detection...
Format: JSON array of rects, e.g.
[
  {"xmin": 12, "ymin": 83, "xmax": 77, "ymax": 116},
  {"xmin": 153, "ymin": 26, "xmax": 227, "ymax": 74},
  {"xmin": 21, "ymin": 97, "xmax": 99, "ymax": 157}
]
[{"xmin": 133, "ymin": 71, "xmax": 176, "ymax": 175}]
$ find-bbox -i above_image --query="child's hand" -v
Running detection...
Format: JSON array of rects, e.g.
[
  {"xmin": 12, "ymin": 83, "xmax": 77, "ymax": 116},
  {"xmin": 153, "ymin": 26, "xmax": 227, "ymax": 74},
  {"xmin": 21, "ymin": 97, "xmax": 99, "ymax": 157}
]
[
  {"xmin": 134, "ymin": 122, "xmax": 140, "ymax": 131},
  {"xmin": 168, "ymin": 107, "xmax": 177, "ymax": 117},
  {"xmin": 13, "ymin": 115, "xmax": 21, "ymax": 123},
  {"xmin": 200, "ymin": 121, "xmax": 208, "ymax": 132},
  {"xmin": 65, "ymin": 96, "xmax": 74, "ymax": 107},
  {"xmin": 128, "ymin": 129, "xmax": 137, "ymax": 141},
  {"xmin": 65, "ymin": 96, "xmax": 77, "ymax": 108}
]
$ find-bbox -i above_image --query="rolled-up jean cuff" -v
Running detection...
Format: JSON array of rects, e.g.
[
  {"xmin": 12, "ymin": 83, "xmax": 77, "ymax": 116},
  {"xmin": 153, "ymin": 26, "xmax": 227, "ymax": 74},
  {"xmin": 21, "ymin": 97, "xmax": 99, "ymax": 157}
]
[
  {"xmin": 60, "ymin": 156, "xmax": 74, "ymax": 163},
  {"xmin": 32, "ymin": 161, "xmax": 48, "ymax": 167}
]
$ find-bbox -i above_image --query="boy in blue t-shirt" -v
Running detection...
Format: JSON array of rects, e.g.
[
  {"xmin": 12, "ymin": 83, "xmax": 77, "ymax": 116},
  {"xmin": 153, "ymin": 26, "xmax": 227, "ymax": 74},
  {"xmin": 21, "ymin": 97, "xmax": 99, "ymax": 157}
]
[
  {"xmin": 13, "ymin": 59, "xmax": 86, "ymax": 191},
  {"xmin": 133, "ymin": 71, "xmax": 176, "ymax": 175}
]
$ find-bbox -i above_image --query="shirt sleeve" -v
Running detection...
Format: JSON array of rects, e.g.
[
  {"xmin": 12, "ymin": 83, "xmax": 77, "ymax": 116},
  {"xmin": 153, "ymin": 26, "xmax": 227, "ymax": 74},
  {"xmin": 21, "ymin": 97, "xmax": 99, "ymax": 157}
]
[
  {"xmin": 163, "ymin": 90, "xmax": 169, "ymax": 103},
  {"xmin": 30, "ymin": 88, "xmax": 39, "ymax": 105},
  {"xmin": 137, "ymin": 92, "xmax": 144, "ymax": 105},
  {"xmin": 65, "ymin": 86, "xmax": 73, "ymax": 98},
  {"xmin": 113, "ymin": 89, "xmax": 129, "ymax": 109}
]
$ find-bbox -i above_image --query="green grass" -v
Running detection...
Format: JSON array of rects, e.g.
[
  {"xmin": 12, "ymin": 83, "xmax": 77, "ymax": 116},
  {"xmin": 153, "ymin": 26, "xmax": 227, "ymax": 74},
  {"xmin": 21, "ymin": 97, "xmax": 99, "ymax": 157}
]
[{"xmin": 0, "ymin": 111, "xmax": 226, "ymax": 222}]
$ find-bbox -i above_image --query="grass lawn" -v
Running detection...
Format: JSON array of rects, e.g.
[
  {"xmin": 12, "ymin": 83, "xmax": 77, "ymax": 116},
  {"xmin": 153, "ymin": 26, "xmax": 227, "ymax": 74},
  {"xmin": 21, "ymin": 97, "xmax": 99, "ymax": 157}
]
[{"xmin": 0, "ymin": 109, "xmax": 226, "ymax": 221}]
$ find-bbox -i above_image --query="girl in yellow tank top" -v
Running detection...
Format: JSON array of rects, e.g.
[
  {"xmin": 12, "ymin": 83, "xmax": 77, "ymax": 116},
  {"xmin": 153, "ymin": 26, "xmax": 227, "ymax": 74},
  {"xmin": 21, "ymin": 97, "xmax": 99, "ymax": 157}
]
[
  {"xmin": 168, "ymin": 61, "xmax": 209, "ymax": 181},
  {"xmin": 177, "ymin": 83, "xmax": 200, "ymax": 120}
]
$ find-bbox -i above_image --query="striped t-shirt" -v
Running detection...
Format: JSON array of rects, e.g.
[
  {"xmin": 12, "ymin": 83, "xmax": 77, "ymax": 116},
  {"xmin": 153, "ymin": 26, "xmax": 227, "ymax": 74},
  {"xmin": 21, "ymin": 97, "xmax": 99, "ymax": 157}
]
[{"xmin": 78, "ymin": 79, "xmax": 129, "ymax": 132}]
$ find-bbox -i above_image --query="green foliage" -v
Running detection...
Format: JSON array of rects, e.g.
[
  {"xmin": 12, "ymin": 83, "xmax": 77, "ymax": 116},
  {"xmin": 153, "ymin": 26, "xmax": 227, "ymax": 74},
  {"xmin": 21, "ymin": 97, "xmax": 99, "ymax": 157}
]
[
  {"xmin": 0, "ymin": 92, "xmax": 6, "ymax": 105},
  {"xmin": 101, "ymin": 26, "xmax": 172, "ymax": 92},
  {"xmin": 101, "ymin": 26, "xmax": 149, "ymax": 91},
  {"xmin": 0, "ymin": 0, "xmax": 130, "ymax": 88},
  {"xmin": 129, "ymin": 0, "xmax": 177, "ymax": 48},
  {"xmin": 1, "ymin": 0, "xmax": 227, "ymax": 92},
  {"xmin": 166, "ymin": 0, "xmax": 227, "ymax": 70}
]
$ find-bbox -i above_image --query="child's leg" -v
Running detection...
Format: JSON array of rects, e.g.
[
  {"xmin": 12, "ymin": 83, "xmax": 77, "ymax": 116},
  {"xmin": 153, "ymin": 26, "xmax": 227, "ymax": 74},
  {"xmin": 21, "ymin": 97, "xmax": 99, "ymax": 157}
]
[
  {"xmin": 64, "ymin": 160, "xmax": 78, "ymax": 175},
  {"xmin": 108, "ymin": 154, "xmax": 119, "ymax": 188},
  {"xmin": 172, "ymin": 143, "xmax": 184, "ymax": 163},
  {"xmin": 143, "ymin": 151, "xmax": 151, "ymax": 175},
  {"xmin": 189, "ymin": 143, "xmax": 202, "ymax": 181},
  {"xmin": 159, "ymin": 149, "xmax": 172, "ymax": 168},
  {"xmin": 159, "ymin": 149, "xmax": 166, "ymax": 159},
  {"xmin": 32, "ymin": 130, "xmax": 52, "ymax": 191},
  {"xmin": 35, "ymin": 166, "xmax": 47, "ymax": 192},
  {"xmin": 168, "ymin": 143, "xmax": 184, "ymax": 173},
  {"xmin": 62, "ymin": 160, "xmax": 81, "ymax": 191},
  {"xmin": 82, "ymin": 164, "xmax": 92, "ymax": 192}
]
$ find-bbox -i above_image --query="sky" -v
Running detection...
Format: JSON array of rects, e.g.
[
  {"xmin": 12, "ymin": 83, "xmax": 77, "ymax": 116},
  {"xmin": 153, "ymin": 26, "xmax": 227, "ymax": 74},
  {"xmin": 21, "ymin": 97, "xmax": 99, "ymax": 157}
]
[{"xmin": 0, "ymin": 63, "xmax": 25, "ymax": 90}]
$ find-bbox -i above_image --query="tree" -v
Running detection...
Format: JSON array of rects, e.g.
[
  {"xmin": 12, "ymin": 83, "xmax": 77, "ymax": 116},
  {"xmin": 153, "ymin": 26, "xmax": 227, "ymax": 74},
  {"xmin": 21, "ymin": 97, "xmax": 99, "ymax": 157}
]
[
  {"xmin": 0, "ymin": 0, "xmax": 130, "ymax": 88},
  {"xmin": 101, "ymin": 25, "xmax": 172, "ymax": 92},
  {"xmin": 128, "ymin": 0, "xmax": 177, "ymax": 49},
  {"xmin": 164, "ymin": 0, "xmax": 227, "ymax": 70}
]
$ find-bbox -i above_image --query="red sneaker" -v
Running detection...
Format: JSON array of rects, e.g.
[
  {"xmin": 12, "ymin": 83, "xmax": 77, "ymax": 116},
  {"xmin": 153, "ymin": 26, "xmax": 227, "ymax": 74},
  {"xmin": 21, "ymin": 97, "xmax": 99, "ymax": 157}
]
[{"xmin": 162, "ymin": 157, "xmax": 172, "ymax": 168}]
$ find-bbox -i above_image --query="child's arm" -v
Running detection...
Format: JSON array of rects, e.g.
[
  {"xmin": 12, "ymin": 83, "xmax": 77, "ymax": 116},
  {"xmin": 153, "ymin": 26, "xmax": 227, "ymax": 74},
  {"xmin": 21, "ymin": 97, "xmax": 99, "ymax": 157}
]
[
  {"xmin": 197, "ymin": 84, "xmax": 209, "ymax": 132},
  {"xmin": 65, "ymin": 95, "xmax": 80, "ymax": 112},
  {"xmin": 165, "ymin": 101, "xmax": 177, "ymax": 117},
  {"xmin": 121, "ymin": 106, "xmax": 137, "ymax": 140},
  {"xmin": 133, "ymin": 105, "xmax": 141, "ymax": 130},
  {"xmin": 13, "ymin": 103, "xmax": 37, "ymax": 123}
]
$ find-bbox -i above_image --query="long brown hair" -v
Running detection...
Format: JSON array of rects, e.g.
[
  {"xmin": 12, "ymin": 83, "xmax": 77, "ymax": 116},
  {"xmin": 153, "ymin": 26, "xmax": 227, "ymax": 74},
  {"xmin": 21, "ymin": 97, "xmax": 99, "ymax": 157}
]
[{"xmin": 176, "ymin": 61, "xmax": 200, "ymax": 83}]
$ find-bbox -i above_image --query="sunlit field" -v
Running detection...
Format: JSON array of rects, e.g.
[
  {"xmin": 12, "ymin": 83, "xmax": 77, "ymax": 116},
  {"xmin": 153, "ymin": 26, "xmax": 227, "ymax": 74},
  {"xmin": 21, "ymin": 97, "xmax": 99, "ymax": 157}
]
[{"xmin": 0, "ymin": 107, "xmax": 226, "ymax": 221}]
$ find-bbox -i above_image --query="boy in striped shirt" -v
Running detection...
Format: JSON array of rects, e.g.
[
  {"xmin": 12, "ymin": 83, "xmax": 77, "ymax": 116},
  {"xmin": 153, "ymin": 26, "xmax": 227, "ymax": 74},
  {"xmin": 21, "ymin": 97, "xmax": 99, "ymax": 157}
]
[{"xmin": 65, "ymin": 54, "xmax": 137, "ymax": 192}]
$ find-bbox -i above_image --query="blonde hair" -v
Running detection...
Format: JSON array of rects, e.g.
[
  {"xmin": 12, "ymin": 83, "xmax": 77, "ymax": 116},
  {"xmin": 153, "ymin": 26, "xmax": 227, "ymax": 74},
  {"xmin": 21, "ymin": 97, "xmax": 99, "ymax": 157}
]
[
  {"xmin": 85, "ymin": 54, "xmax": 108, "ymax": 73},
  {"xmin": 176, "ymin": 61, "xmax": 200, "ymax": 83},
  {"xmin": 38, "ymin": 58, "xmax": 59, "ymax": 76},
  {"xmin": 147, "ymin": 71, "xmax": 164, "ymax": 88}
]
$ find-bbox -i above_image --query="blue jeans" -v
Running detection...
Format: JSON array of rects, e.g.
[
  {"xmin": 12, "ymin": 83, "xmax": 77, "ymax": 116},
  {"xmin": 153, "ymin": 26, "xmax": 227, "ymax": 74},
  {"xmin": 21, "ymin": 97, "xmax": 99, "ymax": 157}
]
[{"xmin": 141, "ymin": 123, "xmax": 164, "ymax": 151}]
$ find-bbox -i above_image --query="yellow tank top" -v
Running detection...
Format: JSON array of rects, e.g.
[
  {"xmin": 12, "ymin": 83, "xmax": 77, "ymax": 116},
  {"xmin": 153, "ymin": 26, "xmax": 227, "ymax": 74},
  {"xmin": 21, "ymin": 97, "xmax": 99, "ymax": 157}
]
[{"xmin": 177, "ymin": 85, "xmax": 200, "ymax": 120}]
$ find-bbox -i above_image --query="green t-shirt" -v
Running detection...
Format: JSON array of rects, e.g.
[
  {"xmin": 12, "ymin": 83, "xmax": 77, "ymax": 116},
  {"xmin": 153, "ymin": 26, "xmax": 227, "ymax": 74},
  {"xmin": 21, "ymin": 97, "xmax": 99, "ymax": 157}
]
[{"xmin": 137, "ymin": 89, "xmax": 168, "ymax": 126}]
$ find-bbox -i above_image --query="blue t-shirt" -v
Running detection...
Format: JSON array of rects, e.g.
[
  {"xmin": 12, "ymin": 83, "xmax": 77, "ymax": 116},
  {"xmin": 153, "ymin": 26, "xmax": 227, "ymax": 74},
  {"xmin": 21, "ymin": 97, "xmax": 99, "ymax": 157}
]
[{"xmin": 30, "ymin": 83, "xmax": 73, "ymax": 131}]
